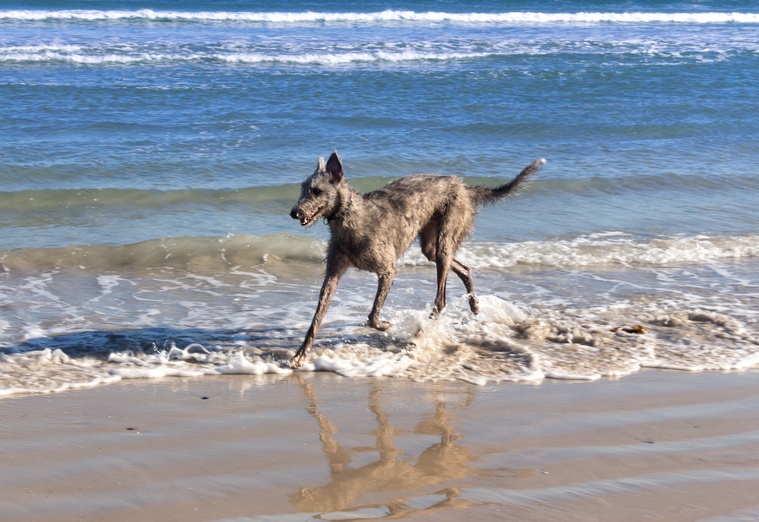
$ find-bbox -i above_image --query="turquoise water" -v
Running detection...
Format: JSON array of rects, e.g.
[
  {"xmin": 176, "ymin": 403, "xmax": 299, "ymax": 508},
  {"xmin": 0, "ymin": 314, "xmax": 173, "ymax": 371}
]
[{"xmin": 1, "ymin": 1, "xmax": 759, "ymax": 393}]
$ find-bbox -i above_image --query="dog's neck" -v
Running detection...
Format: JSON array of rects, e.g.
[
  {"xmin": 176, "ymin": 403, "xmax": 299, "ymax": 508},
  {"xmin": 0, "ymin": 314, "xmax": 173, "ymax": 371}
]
[{"xmin": 327, "ymin": 189, "xmax": 356, "ymax": 223}]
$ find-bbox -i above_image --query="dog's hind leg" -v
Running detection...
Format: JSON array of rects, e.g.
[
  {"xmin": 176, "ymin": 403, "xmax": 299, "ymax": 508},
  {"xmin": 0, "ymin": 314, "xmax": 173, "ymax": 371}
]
[
  {"xmin": 432, "ymin": 227, "xmax": 456, "ymax": 317},
  {"xmin": 290, "ymin": 263, "xmax": 347, "ymax": 368},
  {"xmin": 420, "ymin": 222, "xmax": 446, "ymax": 316},
  {"xmin": 368, "ymin": 268, "xmax": 396, "ymax": 331},
  {"xmin": 421, "ymin": 221, "xmax": 469, "ymax": 317},
  {"xmin": 451, "ymin": 257, "xmax": 479, "ymax": 315},
  {"xmin": 432, "ymin": 251, "xmax": 451, "ymax": 316}
]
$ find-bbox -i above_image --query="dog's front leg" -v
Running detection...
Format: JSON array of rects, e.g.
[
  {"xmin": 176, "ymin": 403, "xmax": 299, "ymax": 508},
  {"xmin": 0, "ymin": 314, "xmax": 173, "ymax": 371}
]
[
  {"xmin": 290, "ymin": 267, "xmax": 345, "ymax": 368},
  {"xmin": 368, "ymin": 269, "xmax": 396, "ymax": 331}
]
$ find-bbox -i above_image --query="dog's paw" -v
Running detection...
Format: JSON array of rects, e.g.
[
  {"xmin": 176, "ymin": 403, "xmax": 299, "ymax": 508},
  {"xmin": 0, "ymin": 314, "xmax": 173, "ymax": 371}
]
[
  {"xmin": 369, "ymin": 319, "xmax": 392, "ymax": 331},
  {"xmin": 289, "ymin": 354, "xmax": 305, "ymax": 369}
]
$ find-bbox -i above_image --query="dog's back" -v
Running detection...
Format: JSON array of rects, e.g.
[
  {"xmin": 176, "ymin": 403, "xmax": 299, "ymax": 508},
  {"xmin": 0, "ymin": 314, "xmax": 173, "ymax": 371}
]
[{"xmin": 364, "ymin": 173, "xmax": 475, "ymax": 248}]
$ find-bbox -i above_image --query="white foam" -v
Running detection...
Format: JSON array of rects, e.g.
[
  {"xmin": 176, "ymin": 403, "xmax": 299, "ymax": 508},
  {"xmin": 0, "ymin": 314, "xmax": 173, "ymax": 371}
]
[
  {"xmin": 310, "ymin": 350, "xmax": 416, "ymax": 378},
  {"xmin": 2, "ymin": 10, "xmax": 758, "ymax": 25},
  {"xmin": 94, "ymin": 275, "xmax": 123, "ymax": 298},
  {"xmin": 0, "ymin": 50, "xmax": 498, "ymax": 66},
  {"xmin": 0, "ymin": 52, "xmax": 174, "ymax": 65},
  {"xmin": 216, "ymin": 352, "xmax": 292, "ymax": 375},
  {"xmin": 0, "ymin": 348, "xmax": 121, "ymax": 396},
  {"xmin": 22, "ymin": 325, "xmax": 48, "ymax": 341},
  {"xmin": 104, "ymin": 345, "xmax": 293, "ymax": 379},
  {"xmin": 0, "ymin": 44, "xmax": 83, "ymax": 53},
  {"xmin": 0, "ymin": 44, "xmax": 751, "ymax": 66},
  {"xmin": 216, "ymin": 51, "xmax": 493, "ymax": 65},
  {"xmin": 4, "ymin": 32, "xmax": 754, "ymax": 68},
  {"xmin": 400, "ymin": 233, "xmax": 759, "ymax": 270}
]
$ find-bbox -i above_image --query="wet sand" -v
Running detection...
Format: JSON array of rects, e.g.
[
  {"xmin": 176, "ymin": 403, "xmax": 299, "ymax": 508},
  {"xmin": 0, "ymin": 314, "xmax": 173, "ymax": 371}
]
[{"xmin": 2, "ymin": 370, "xmax": 759, "ymax": 521}]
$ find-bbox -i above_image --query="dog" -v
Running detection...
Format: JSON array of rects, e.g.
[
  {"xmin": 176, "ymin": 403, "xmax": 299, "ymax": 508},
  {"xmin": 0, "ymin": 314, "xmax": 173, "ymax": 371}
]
[{"xmin": 288, "ymin": 152, "xmax": 545, "ymax": 368}]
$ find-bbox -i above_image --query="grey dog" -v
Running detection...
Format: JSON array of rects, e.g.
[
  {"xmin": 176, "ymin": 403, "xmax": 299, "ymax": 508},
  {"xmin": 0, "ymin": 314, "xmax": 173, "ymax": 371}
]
[{"xmin": 288, "ymin": 152, "xmax": 545, "ymax": 368}]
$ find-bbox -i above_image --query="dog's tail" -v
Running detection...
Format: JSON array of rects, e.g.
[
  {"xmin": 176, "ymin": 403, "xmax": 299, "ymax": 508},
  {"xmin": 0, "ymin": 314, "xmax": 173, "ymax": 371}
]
[{"xmin": 469, "ymin": 158, "xmax": 545, "ymax": 206}]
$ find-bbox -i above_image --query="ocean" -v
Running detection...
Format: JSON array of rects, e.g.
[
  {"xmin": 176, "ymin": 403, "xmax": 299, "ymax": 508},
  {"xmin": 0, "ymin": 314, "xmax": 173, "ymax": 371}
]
[{"xmin": 2, "ymin": 0, "xmax": 759, "ymax": 395}]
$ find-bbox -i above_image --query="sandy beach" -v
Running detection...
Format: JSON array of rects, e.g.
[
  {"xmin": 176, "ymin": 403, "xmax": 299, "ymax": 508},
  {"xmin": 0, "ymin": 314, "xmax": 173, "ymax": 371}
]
[{"xmin": 2, "ymin": 370, "xmax": 759, "ymax": 521}]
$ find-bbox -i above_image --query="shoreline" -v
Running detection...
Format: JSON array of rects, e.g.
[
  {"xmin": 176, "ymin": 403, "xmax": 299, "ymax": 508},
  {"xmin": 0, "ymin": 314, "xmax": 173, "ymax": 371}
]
[{"xmin": 2, "ymin": 369, "xmax": 759, "ymax": 520}]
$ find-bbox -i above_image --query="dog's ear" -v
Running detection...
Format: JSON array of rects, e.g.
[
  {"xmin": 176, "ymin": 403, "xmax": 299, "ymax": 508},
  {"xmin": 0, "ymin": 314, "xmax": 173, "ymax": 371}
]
[
  {"xmin": 326, "ymin": 151, "xmax": 343, "ymax": 183},
  {"xmin": 317, "ymin": 156, "xmax": 326, "ymax": 172}
]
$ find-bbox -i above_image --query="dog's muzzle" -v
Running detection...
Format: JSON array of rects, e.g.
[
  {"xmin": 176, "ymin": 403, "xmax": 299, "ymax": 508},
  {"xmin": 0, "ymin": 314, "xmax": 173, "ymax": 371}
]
[{"xmin": 291, "ymin": 206, "xmax": 321, "ymax": 227}]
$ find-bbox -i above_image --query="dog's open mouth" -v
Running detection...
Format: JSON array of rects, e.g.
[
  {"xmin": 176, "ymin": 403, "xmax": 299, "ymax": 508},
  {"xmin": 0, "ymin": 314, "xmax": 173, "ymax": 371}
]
[{"xmin": 300, "ymin": 207, "xmax": 322, "ymax": 227}]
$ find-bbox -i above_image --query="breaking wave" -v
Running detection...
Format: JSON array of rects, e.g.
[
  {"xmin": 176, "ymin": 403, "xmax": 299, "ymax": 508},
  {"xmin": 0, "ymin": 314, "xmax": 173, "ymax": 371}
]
[
  {"xmin": 0, "ymin": 49, "xmax": 497, "ymax": 66},
  {"xmin": 2, "ymin": 232, "xmax": 758, "ymax": 274},
  {"xmin": 2, "ymin": 10, "xmax": 759, "ymax": 25}
]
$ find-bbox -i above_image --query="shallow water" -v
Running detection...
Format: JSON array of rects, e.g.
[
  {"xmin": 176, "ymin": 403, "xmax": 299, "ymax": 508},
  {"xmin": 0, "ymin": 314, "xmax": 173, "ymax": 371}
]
[{"xmin": 2, "ymin": 244, "xmax": 758, "ymax": 394}]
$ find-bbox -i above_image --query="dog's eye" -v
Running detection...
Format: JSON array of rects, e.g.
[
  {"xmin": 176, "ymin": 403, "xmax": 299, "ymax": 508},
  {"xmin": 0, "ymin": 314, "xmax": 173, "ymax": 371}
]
[{"xmin": 311, "ymin": 188, "xmax": 322, "ymax": 196}]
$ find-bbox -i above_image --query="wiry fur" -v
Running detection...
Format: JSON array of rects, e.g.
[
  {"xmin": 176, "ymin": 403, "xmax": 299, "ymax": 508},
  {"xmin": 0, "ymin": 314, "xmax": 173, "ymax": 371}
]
[{"xmin": 289, "ymin": 152, "xmax": 545, "ymax": 368}]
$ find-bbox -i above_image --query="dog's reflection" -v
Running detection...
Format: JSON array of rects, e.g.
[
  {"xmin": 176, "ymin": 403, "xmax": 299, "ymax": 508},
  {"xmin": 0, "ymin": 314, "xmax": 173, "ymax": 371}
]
[{"xmin": 289, "ymin": 376, "xmax": 522, "ymax": 515}]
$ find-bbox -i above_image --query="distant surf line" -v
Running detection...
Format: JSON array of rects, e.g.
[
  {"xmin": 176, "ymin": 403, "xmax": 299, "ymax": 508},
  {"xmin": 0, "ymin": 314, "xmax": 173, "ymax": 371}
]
[
  {"xmin": 0, "ymin": 48, "xmax": 748, "ymax": 67},
  {"xmin": 2, "ymin": 10, "xmax": 759, "ymax": 25}
]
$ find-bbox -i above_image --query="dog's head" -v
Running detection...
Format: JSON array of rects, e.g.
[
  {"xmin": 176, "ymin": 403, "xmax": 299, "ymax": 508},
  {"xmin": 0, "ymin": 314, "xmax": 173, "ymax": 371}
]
[{"xmin": 290, "ymin": 151, "xmax": 347, "ymax": 228}]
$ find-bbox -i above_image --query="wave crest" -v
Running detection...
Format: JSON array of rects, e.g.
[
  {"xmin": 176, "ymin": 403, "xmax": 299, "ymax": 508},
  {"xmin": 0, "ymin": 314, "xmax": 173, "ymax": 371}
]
[
  {"xmin": 2, "ymin": 232, "xmax": 758, "ymax": 275},
  {"xmin": 2, "ymin": 10, "xmax": 758, "ymax": 25}
]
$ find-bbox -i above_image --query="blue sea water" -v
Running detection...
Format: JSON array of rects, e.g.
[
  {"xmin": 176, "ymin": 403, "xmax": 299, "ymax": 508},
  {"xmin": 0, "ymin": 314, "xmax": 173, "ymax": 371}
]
[{"xmin": 1, "ymin": 1, "xmax": 759, "ymax": 393}]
